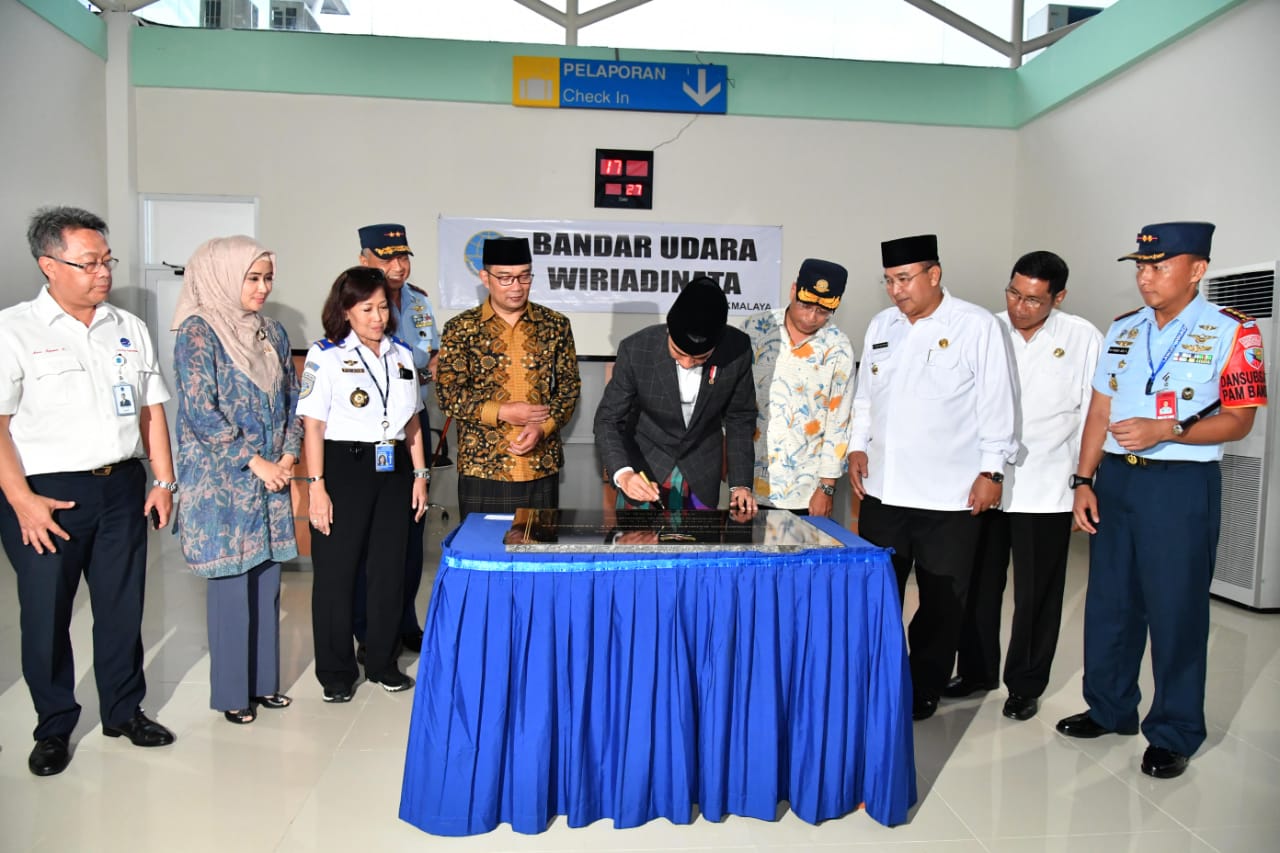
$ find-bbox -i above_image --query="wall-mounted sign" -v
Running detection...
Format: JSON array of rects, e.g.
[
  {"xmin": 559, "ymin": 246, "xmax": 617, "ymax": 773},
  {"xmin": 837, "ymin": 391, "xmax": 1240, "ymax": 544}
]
[{"xmin": 513, "ymin": 56, "xmax": 727, "ymax": 115}]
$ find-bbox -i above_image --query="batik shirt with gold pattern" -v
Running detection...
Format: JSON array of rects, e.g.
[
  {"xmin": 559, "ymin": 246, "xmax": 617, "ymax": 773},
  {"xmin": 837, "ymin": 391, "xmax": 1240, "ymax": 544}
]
[{"xmin": 437, "ymin": 299, "xmax": 580, "ymax": 481}]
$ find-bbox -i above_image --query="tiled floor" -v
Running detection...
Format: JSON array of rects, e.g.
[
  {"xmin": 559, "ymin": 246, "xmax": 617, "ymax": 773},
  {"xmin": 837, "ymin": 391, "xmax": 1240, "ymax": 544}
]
[{"xmin": 1, "ymin": 521, "xmax": 1278, "ymax": 852}]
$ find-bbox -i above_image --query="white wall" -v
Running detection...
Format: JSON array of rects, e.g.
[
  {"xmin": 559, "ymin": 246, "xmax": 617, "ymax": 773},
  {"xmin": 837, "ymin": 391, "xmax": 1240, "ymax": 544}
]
[
  {"xmin": 134, "ymin": 88, "xmax": 1017, "ymax": 354},
  {"xmin": 1014, "ymin": 0, "xmax": 1280, "ymax": 330},
  {"xmin": 0, "ymin": 2, "xmax": 107, "ymax": 308}
]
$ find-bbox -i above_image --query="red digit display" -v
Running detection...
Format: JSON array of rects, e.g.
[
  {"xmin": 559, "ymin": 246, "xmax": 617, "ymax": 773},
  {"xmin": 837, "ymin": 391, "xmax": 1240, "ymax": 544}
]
[
  {"xmin": 600, "ymin": 158, "xmax": 623, "ymax": 176},
  {"xmin": 604, "ymin": 183, "xmax": 622, "ymax": 195},
  {"xmin": 625, "ymin": 159, "xmax": 649, "ymax": 177},
  {"xmin": 625, "ymin": 183, "xmax": 644, "ymax": 196}
]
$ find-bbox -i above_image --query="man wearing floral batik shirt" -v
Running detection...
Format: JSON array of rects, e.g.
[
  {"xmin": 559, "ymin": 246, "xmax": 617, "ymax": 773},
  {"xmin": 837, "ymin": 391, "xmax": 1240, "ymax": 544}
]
[{"xmin": 743, "ymin": 258, "xmax": 854, "ymax": 516}]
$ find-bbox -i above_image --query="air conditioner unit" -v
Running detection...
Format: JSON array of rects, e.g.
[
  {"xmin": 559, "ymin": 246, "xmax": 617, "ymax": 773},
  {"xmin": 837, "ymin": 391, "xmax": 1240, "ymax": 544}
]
[{"xmin": 1205, "ymin": 261, "xmax": 1279, "ymax": 611}]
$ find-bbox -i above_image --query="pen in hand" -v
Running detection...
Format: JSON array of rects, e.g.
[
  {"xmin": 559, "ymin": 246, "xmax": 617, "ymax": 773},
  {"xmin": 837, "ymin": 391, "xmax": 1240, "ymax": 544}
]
[{"xmin": 638, "ymin": 472, "xmax": 665, "ymax": 510}]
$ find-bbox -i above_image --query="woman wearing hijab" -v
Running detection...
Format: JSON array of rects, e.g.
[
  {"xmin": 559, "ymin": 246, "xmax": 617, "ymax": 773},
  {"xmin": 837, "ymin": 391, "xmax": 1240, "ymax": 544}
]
[{"xmin": 173, "ymin": 235, "xmax": 302, "ymax": 724}]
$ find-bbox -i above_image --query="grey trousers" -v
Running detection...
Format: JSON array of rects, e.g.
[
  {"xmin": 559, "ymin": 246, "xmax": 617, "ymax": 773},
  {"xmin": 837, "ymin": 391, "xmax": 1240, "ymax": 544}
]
[{"xmin": 207, "ymin": 561, "xmax": 281, "ymax": 712}]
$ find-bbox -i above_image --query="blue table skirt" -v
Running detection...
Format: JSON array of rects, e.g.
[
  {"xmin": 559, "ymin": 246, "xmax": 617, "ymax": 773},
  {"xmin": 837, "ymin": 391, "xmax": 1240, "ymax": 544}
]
[{"xmin": 399, "ymin": 514, "xmax": 916, "ymax": 835}]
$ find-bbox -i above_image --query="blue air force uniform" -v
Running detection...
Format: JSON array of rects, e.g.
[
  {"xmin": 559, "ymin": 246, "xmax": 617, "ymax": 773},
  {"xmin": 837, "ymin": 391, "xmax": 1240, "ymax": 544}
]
[{"xmin": 1074, "ymin": 223, "xmax": 1267, "ymax": 769}]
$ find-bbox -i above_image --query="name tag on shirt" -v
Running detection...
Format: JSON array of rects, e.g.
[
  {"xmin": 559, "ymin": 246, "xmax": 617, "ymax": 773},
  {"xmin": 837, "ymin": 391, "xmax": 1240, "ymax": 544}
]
[
  {"xmin": 374, "ymin": 441, "xmax": 395, "ymax": 472},
  {"xmin": 1155, "ymin": 389, "xmax": 1178, "ymax": 420},
  {"xmin": 113, "ymin": 382, "xmax": 136, "ymax": 416}
]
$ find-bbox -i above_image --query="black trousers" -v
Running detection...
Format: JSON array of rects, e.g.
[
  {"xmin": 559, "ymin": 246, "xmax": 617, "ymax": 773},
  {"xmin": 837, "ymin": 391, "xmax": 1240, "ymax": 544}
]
[
  {"xmin": 0, "ymin": 460, "xmax": 148, "ymax": 739},
  {"xmin": 955, "ymin": 510, "xmax": 1073, "ymax": 697},
  {"xmin": 353, "ymin": 410, "xmax": 432, "ymax": 641},
  {"xmin": 1084, "ymin": 455, "xmax": 1219, "ymax": 757},
  {"xmin": 457, "ymin": 473, "xmax": 559, "ymax": 520},
  {"xmin": 311, "ymin": 441, "xmax": 411, "ymax": 690},
  {"xmin": 860, "ymin": 495, "xmax": 983, "ymax": 702}
]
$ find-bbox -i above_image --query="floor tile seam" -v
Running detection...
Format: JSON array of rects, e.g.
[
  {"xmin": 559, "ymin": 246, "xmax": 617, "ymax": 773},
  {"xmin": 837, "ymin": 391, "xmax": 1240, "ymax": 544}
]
[
  {"xmin": 1202, "ymin": 722, "xmax": 1280, "ymax": 764},
  {"xmin": 976, "ymin": 828, "xmax": 1207, "ymax": 840},
  {"xmin": 915, "ymin": 782, "xmax": 987, "ymax": 845},
  {"xmin": 1187, "ymin": 827, "xmax": 1227, "ymax": 853}
]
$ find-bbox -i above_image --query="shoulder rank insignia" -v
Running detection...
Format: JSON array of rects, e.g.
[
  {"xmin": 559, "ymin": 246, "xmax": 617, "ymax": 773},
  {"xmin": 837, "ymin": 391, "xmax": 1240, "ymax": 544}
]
[
  {"xmin": 1220, "ymin": 306, "xmax": 1255, "ymax": 324},
  {"xmin": 405, "ymin": 283, "xmax": 429, "ymax": 297},
  {"xmin": 1114, "ymin": 307, "xmax": 1141, "ymax": 321},
  {"xmin": 313, "ymin": 337, "xmax": 337, "ymax": 351},
  {"xmin": 390, "ymin": 334, "xmax": 411, "ymax": 350}
]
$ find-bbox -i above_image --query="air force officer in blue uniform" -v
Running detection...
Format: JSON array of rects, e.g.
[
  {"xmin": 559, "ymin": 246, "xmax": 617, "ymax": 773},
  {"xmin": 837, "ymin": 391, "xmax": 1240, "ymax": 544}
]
[{"xmin": 1058, "ymin": 222, "xmax": 1267, "ymax": 779}]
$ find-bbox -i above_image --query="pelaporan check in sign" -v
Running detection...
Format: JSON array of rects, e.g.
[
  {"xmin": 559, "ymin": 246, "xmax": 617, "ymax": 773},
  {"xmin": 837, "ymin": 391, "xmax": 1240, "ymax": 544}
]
[{"xmin": 513, "ymin": 56, "xmax": 727, "ymax": 114}]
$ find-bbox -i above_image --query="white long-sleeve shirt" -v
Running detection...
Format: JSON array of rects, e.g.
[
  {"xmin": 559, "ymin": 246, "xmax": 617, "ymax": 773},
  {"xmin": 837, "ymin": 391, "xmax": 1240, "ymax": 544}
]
[
  {"xmin": 849, "ymin": 290, "xmax": 1017, "ymax": 511},
  {"xmin": 998, "ymin": 309, "xmax": 1102, "ymax": 513}
]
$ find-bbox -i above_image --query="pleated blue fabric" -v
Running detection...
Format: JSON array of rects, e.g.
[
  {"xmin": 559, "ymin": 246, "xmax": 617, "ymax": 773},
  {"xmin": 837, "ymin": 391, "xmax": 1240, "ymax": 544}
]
[{"xmin": 399, "ymin": 515, "xmax": 916, "ymax": 835}]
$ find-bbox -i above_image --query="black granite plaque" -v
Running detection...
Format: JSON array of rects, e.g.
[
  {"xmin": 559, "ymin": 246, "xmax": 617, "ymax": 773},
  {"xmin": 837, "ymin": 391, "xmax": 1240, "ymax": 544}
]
[{"xmin": 503, "ymin": 508, "xmax": 845, "ymax": 553}]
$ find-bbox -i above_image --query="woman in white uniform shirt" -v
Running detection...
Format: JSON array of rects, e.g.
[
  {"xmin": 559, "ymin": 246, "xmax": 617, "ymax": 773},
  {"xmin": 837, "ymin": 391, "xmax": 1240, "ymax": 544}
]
[{"xmin": 297, "ymin": 267, "xmax": 429, "ymax": 701}]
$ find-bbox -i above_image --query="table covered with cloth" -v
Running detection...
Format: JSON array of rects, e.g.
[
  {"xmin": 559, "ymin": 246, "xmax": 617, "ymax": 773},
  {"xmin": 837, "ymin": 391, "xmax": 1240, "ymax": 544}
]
[{"xmin": 398, "ymin": 513, "xmax": 916, "ymax": 835}]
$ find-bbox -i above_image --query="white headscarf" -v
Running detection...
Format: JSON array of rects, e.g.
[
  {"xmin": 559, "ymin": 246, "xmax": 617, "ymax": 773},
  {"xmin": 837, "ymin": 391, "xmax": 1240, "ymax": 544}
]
[{"xmin": 172, "ymin": 235, "xmax": 282, "ymax": 394}]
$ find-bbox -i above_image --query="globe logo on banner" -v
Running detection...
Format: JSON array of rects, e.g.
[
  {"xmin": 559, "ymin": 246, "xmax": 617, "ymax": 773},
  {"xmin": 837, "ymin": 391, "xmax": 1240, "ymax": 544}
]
[{"xmin": 464, "ymin": 231, "xmax": 504, "ymax": 277}]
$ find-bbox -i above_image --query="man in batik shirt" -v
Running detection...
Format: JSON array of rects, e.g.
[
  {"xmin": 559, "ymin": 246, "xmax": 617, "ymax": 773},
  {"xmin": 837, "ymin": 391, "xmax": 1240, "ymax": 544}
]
[
  {"xmin": 743, "ymin": 258, "xmax": 854, "ymax": 516},
  {"xmin": 436, "ymin": 236, "xmax": 580, "ymax": 519}
]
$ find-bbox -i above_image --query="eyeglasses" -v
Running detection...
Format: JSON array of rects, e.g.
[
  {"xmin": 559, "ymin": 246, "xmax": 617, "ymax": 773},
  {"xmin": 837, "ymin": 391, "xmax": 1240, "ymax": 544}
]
[
  {"xmin": 881, "ymin": 265, "xmax": 935, "ymax": 287},
  {"xmin": 44, "ymin": 255, "xmax": 119, "ymax": 274},
  {"xmin": 485, "ymin": 271, "xmax": 534, "ymax": 286},
  {"xmin": 1004, "ymin": 286, "xmax": 1047, "ymax": 310}
]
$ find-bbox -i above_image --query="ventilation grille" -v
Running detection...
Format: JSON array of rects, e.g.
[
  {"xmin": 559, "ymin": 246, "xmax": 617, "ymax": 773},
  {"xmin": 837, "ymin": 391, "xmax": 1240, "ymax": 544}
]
[
  {"xmin": 1215, "ymin": 453, "xmax": 1264, "ymax": 589},
  {"xmin": 1206, "ymin": 269, "xmax": 1274, "ymax": 319}
]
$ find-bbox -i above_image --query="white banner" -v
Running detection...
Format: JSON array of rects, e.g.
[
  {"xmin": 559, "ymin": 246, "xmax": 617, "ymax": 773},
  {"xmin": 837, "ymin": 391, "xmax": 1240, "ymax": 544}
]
[{"xmin": 437, "ymin": 216, "xmax": 782, "ymax": 315}]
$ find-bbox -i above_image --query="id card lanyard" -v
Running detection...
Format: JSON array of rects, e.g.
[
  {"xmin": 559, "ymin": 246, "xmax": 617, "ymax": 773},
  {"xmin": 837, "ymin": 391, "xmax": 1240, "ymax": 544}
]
[
  {"xmin": 111, "ymin": 353, "xmax": 136, "ymax": 416},
  {"xmin": 355, "ymin": 345, "xmax": 395, "ymax": 472},
  {"xmin": 1144, "ymin": 320, "xmax": 1189, "ymax": 395}
]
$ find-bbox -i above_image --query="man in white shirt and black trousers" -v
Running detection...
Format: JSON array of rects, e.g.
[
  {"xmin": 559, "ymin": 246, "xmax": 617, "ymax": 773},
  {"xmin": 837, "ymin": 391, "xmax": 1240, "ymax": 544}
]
[
  {"xmin": 0, "ymin": 206, "xmax": 178, "ymax": 776},
  {"xmin": 847, "ymin": 234, "xmax": 1018, "ymax": 721},
  {"xmin": 945, "ymin": 251, "xmax": 1102, "ymax": 721}
]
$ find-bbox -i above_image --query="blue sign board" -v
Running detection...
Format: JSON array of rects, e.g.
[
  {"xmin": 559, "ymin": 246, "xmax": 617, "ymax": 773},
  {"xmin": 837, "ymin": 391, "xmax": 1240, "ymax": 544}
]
[{"xmin": 513, "ymin": 57, "xmax": 728, "ymax": 115}]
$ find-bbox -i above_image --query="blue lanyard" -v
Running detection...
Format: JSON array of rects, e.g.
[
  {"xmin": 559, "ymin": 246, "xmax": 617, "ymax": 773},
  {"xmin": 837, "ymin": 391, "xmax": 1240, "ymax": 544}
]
[
  {"xmin": 355, "ymin": 343, "xmax": 389, "ymax": 425},
  {"xmin": 1144, "ymin": 320, "xmax": 1189, "ymax": 395}
]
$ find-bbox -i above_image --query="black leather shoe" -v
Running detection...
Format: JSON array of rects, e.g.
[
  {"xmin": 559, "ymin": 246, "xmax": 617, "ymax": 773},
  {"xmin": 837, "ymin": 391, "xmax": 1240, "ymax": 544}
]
[
  {"xmin": 943, "ymin": 676, "xmax": 998, "ymax": 699},
  {"xmin": 29, "ymin": 736, "xmax": 71, "ymax": 776},
  {"xmin": 1002, "ymin": 693, "xmax": 1038, "ymax": 721},
  {"xmin": 323, "ymin": 686, "xmax": 354, "ymax": 703},
  {"xmin": 400, "ymin": 629, "xmax": 424, "ymax": 653},
  {"xmin": 1141, "ymin": 745, "xmax": 1189, "ymax": 779},
  {"xmin": 368, "ymin": 670, "xmax": 415, "ymax": 693},
  {"xmin": 102, "ymin": 711, "xmax": 175, "ymax": 747},
  {"xmin": 1055, "ymin": 710, "xmax": 1138, "ymax": 738},
  {"xmin": 912, "ymin": 695, "xmax": 939, "ymax": 721}
]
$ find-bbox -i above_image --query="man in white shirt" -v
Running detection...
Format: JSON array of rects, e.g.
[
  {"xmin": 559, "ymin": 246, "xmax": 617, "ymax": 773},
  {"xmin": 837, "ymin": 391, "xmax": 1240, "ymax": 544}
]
[
  {"xmin": 0, "ymin": 207, "xmax": 178, "ymax": 776},
  {"xmin": 945, "ymin": 251, "xmax": 1102, "ymax": 721},
  {"xmin": 743, "ymin": 258, "xmax": 854, "ymax": 515},
  {"xmin": 848, "ymin": 234, "xmax": 1018, "ymax": 721}
]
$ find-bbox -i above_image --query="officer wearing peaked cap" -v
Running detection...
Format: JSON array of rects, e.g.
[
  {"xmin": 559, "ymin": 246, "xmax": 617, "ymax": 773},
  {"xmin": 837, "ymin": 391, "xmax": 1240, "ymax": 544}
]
[
  {"xmin": 1057, "ymin": 222, "xmax": 1267, "ymax": 780},
  {"xmin": 356, "ymin": 224, "xmax": 439, "ymax": 655},
  {"xmin": 743, "ymin": 258, "xmax": 855, "ymax": 515}
]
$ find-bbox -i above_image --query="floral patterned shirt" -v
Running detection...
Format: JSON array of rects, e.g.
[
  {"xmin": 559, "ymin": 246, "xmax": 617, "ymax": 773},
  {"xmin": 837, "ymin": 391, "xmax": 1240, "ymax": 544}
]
[
  {"xmin": 436, "ymin": 300, "xmax": 580, "ymax": 481},
  {"xmin": 743, "ymin": 309, "xmax": 855, "ymax": 509},
  {"xmin": 174, "ymin": 315, "xmax": 303, "ymax": 578}
]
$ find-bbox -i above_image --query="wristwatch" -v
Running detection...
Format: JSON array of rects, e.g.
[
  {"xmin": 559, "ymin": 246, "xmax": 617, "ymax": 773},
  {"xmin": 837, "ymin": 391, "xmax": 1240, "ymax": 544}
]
[
  {"xmin": 152, "ymin": 479, "xmax": 178, "ymax": 493},
  {"xmin": 1069, "ymin": 474, "xmax": 1094, "ymax": 489},
  {"xmin": 413, "ymin": 468, "xmax": 432, "ymax": 482},
  {"xmin": 818, "ymin": 482, "xmax": 836, "ymax": 497},
  {"xmin": 979, "ymin": 471, "xmax": 1005, "ymax": 484},
  {"xmin": 1171, "ymin": 422, "xmax": 1186, "ymax": 437}
]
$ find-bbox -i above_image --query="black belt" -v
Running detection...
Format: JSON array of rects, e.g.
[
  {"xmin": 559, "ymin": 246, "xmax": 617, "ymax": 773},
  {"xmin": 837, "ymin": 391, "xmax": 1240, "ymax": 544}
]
[
  {"xmin": 42, "ymin": 459, "xmax": 140, "ymax": 478},
  {"xmin": 1105, "ymin": 453, "xmax": 1206, "ymax": 469},
  {"xmin": 326, "ymin": 439, "xmax": 398, "ymax": 448}
]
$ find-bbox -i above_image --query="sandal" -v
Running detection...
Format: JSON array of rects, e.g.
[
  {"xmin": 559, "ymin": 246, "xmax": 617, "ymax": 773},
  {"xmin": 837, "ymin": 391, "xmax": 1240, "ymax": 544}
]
[
  {"xmin": 224, "ymin": 707, "xmax": 256, "ymax": 724},
  {"xmin": 252, "ymin": 693, "xmax": 292, "ymax": 709}
]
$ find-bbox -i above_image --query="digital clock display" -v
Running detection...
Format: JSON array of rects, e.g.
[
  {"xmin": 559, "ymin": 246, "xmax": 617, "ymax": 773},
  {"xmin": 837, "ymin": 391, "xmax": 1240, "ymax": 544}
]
[{"xmin": 595, "ymin": 148, "xmax": 653, "ymax": 210}]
